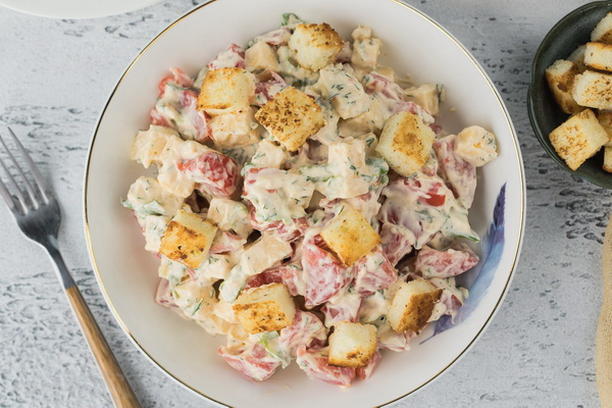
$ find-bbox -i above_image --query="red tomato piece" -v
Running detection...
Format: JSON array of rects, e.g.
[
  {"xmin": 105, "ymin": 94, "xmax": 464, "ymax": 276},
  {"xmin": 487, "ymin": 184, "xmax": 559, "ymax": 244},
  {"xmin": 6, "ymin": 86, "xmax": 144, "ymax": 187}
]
[
  {"xmin": 415, "ymin": 244, "xmax": 479, "ymax": 278},
  {"xmin": 278, "ymin": 311, "xmax": 327, "ymax": 357},
  {"xmin": 178, "ymin": 151, "xmax": 239, "ymax": 197},
  {"xmin": 296, "ymin": 346, "xmax": 355, "ymax": 387},
  {"xmin": 356, "ymin": 350, "xmax": 381, "ymax": 380},
  {"xmin": 217, "ymin": 343, "xmax": 281, "ymax": 382},
  {"xmin": 352, "ymin": 247, "xmax": 397, "ymax": 296}
]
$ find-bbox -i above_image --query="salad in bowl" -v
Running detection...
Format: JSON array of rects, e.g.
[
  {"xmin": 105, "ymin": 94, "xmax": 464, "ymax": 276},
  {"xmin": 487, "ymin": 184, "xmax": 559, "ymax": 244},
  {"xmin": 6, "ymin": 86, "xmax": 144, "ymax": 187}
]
[{"xmin": 122, "ymin": 13, "xmax": 501, "ymax": 387}]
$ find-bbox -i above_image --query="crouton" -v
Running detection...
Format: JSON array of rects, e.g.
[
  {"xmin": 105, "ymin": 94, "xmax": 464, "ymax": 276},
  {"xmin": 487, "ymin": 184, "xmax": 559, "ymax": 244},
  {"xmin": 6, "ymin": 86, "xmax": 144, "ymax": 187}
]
[
  {"xmin": 320, "ymin": 204, "xmax": 380, "ymax": 266},
  {"xmin": 207, "ymin": 198, "xmax": 252, "ymax": 238},
  {"xmin": 288, "ymin": 23, "xmax": 343, "ymax": 71},
  {"xmin": 597, "ymin": 110, "xmax": 612, "ymax": 147},
  {"xmin": 405, "ymin": 83, "xmax": 441, "ymax": 116},
  {"xmin": 159, "ymin": 209, "xmax": 218, "ymax": 269},
  {"xmin": 328, "ymin": 322, "xmax": 377, "ymax": 367},
  {"xmin": 197, "ymin": 67, "xmax": 255, "ymax": 113},
  {"xmin": 388, "ymin": 280, "xmax": 442, "ymax": 333},
  {"xmin": 232, "ymin": 283, "xmax": 296, "ymax": 334},
  {"xmin": 245, "ymin": 41, "xmax": 279, "ymax": 72},
  {"xmin": 591, "ymin": 12, "xmax": 612, "ymax": 44},
  {"xmin": 585, "ymin": 42, "xmax": 612, "ymax": 72},
  {"xmin": 254, "ymin": 86, "xmax": 325, "ymax": 151},
  {"xmin": 571, "ymin": 70, "xmax": 612, "ymax": 110},
  {"xmin": 548, "ymin": 109, "xmax": 609, "ymax": 170},
  {"xmin": 375, "ymin": 111, "xmax": 435, "ymax": 176},
  {"xmin": 455, "ymin": 125, "xmax": 499, "ymax": 167},
  {"xmin": 545, "ymin": 59, "xmax": 582, "ymax": 114},
  {"xmin": 568, "ymin": 45, "xmax": 587, "ymax": 72},
  {"xmin": 604, "ymin": 146, "xmax": 612, "ymax": 172},
  {"xmin": 208, "ymin": 107, "xmax": 260, "ymax": 148},
  {"xmin": 317, "ymin": 64, "xmax": 371, "ymax": 119}
]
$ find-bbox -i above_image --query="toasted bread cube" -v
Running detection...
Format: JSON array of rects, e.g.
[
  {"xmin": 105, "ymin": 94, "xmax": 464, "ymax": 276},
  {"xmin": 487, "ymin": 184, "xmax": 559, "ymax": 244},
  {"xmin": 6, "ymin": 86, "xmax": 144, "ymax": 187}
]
[
  {"xmin": 328, "ymin": 322, "xmax": 377, "ymax": 367},
  {"xmin": 548, "ymin": 109, "xmax": 609, "ymax": 170},
  {"xmin": 388, "ymin": 280, "xmax": 442, "ymax": 333},
  {"xmin": 208, "ymin": 107, "xmax": 260, "ymax": 148},
  {"xmin": 288, "ymin": 23, "xmax": 343, "ymax": 71},
  {"xmin": 584, "ymin": 42, "xmax": 612, "ymax": 72},
  {"xmin": 232, "ymin": 283, "xmax": 296, "ymax": 334},
  {"xmin": 375, "ymin": 111, "xmax": 435, "ymax": 176},
  {"xmin": 604, "ymin": 146, "xmax": 612, "ymax": 172},
  {"xmin": 254, "ymin": 86, "xmax": 325, "ymax": 151},
  {"xmin": 597, "ymin": 110, "xmax": 612, "ymax": 147},
  {"xmin": 455, "ymin": 125, "xmax": 499, "ymax": 167},
  {"xmin": 591, "ymin": 12, "xmax": 612, "ymax": 44},
  {"xmin": 321, "ymin": 204, "xmax": 380, "ymax": 266},
  {"xmin": 545, "ymin": 59, "xmax": 582, "ymax": 114},
  {"xmin": 568, "ymin": 45, "xmax": 587, "ymax": 72},
  {"xmin": 197, "ymin": 67, "xmax": 255, "ymax": 113},
  {"xmin": 406, "ymin": 83, "xmax": 441, "ymax": 116},
  {"xmin": 245, "ymin": 41, "xmax": 279, "ymax": 72},
  {"xmin": 571, "ymin": 70, "xmax": 612, "ymax": 110},
  {"xmin": 159, "ymin": 209, "xmax": 218, "ymax": 269},
  {"xmin": 207, "ymin": 197, "xmax": 252, "ymax": 238}
]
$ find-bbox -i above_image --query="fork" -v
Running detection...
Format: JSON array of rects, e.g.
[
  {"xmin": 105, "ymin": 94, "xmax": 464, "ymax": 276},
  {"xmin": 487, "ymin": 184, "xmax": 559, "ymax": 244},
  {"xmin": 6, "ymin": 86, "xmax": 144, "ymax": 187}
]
[{"xmin": 0, "ymin": 127, "xmax": 141, "ymax": 408}]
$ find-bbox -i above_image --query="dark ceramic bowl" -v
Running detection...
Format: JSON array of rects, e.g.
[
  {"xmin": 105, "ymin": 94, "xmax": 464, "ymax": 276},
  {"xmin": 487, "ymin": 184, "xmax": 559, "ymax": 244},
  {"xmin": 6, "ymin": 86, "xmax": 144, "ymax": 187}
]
[{"xmin": 528, "ymin": 1, "xmax": 612, "ymax": 189}]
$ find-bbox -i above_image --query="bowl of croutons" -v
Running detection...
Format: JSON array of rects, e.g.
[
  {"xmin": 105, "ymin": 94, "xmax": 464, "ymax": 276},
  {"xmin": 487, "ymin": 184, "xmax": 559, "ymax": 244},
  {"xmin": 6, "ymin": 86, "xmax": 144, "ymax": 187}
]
[{"xmin": 528, "ymin": 1, "xmax": 612, "ymax": 188}]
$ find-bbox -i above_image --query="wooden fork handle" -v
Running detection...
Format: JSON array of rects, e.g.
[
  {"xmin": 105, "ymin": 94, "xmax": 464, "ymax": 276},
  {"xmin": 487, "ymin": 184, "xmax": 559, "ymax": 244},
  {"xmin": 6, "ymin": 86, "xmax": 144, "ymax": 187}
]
[{"xmin": 65, "ymin": 286, "xmax": 141, "ymax": 408}]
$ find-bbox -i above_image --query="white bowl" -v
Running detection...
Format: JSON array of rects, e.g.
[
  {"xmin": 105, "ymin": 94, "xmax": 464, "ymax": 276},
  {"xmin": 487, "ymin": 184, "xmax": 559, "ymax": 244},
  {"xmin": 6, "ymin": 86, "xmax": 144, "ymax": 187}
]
[{"xmin": 83, "ymin": 0, "xmax": 526, "ymax": 406}]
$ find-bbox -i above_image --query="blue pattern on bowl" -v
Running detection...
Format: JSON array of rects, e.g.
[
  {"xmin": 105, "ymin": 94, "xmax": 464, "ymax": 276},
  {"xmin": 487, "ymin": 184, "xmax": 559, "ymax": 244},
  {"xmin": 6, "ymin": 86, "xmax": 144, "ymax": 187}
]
[{"xmin": 424, "ymin": 183, "xmax": 506, "ymax": 340}]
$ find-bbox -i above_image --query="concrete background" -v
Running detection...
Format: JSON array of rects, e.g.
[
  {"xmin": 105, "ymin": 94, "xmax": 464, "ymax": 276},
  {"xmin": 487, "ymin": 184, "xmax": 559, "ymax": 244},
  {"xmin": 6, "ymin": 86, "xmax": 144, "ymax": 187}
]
[{"xmin": 0, "ymin": 0, "xmax": 609, "ymax": 407}]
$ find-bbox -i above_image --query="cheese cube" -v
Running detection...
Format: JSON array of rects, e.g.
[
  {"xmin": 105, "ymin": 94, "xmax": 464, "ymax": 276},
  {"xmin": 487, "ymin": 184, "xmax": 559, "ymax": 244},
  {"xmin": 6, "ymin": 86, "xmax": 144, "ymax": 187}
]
[
  {"xmin": 548, "ymin": 109, "xmax": 609, "ymax": 170},
  {"xmin": 159, "ymin": 209, "xmax": 218, "ymax": 269},
  {"xmin": 375, "ymin": 111, "xmax": 435, "ymax": 176},
  {"xmin": 591, "ymin": 12, "xmax": 612, "ymax": 44},
  {"xmin": 328, "ymin": 322, "xmax": 377, "ymax": 367},
  {"xmin": 571, "ymin": 70, "xmax": 612, "ymax": 110},
  {"xmin": 254, "ymin": 86, "xmax": 325, "ymax": 151},
  {"xmin": 232, "ymin": 283, "xmax": 296, "ymax": 334},
  {"xmin": 320, "ymin": 204, "xmax": 380, "ymax": 266},
  {"xmin": 197, "ymin": 67, "xmax": 255, "ymax": 113},
  {"xmin": 388, "ymin": 280, "xmax": 442, "ymax": 333},
  {"xmin": 245, "ymin": 40, "xmax": 279, "ymax": 72},
  {"xmin": 288, "ymin": 23, "xmax": 343, "ymax": 71},
  {"xmin": 545, "ymin": 59, "xmax": 582, "ymax": 114}
]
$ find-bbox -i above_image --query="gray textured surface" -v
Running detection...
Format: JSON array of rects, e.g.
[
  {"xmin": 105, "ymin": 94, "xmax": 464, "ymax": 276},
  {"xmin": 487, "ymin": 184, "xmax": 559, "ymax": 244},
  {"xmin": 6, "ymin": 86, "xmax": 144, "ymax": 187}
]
[{"xmin": 0, "ymin": 0, "xmax": 609, "ymax": 407}]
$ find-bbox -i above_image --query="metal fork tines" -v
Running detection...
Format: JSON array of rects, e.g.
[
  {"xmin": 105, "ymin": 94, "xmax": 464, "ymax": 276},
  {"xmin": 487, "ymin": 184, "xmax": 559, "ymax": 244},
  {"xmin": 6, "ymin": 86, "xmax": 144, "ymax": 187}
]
[{"xmin": 0, "ymin": 127, "xmax": 50, "ymax": 215}]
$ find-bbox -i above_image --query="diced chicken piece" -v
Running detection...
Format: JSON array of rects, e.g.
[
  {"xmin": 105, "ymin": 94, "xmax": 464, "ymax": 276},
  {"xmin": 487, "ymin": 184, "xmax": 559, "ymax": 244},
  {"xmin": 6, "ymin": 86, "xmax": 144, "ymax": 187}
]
[
  {"xmin": 288, "ymin": 23, "xmax": 343, "ymax": 71},
  {"xmin": 350, "ymin": 26, "xmax": 382, "ymax": 70},
  {"xmin": 245, "ymin": 41, "xmax": 279, "ymax": 72},
  {"xmin": 248, "ymin": 139, "xmax": 288, "ymax": 169},
  {"xmin": 328, "ymin": 322, "xmax": 377, "ymax": 368},
  {"xmin": 548, "ymin": 109, "xmax": 609, "ymax": 170},
  {"xmin": 388, "ymin": 280, "xmax": 442, "ymax": 333},
  {"xmin": 320, "ymin": 204, "xmax": 380, "ymax": 266},
  {"xmin": 207, "ymin": 198, "xmax": 252, "ymax": 238},
  {"xmin": 159, "ymin": 209, "xmax": 218, "ymax": 269},
  {"xmin": 455, "ymin": 125, "xmax": 498, "ymax": 167},
  {"xmin": 208, "ymin": 107, "xmax": 260, "ymax": 148},
  {"xmin": 375, "ymin": 111, "xmax": 435, "ymax": 176},
  {"xmin": 316, "ymin": 64, "xmax": 371, "ymax": 119},
  {"xmin": 233, "ymin": 283, "xmax": 296, "ymax": 334},
  {"xmin": 255, "ymin": 86, "xmax": 325, "ymax": 151},
  {"xmin": 405, "ymin": 83, "xmax": 441, "ymax": 116},
  {"xmin": 338, "ymin": 97, "xmax": 386, "ymax": 137},
  {"xmin": 240, "ymin": 234, "xmax": 293, "ymax": 276}
]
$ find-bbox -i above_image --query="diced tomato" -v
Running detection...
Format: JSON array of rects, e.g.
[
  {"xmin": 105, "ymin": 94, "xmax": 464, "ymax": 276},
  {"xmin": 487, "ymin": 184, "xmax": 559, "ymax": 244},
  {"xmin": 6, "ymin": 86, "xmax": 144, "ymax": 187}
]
[
  {"xmin": 157, "ymin": 67, "xmax": 194, "ymax": 97},
  {"xmin": 149, "ymin": 107, "xmax": 172, "ymax": 127},
  {"xmin": 356, "ymin": 350, "xmax": 381, "ymax": 380},
  {"xmin": 296, "ymin": 346, "xmax": 355, "ymax": 387},
  {"xmin": 301, "ymin": 232, "xmax": 353, "ymax": 308},
  {"xmin": 321, "ymin": 291, "xmax": 361, "ymax": 326},
  {"xmin": 422, "ymin": 192, "xmax": 446, "ymax": 207},
  {"xmin": 154, "ymin": 278, "xmax": 176, "ymax": 308},
  {"xmin": 178, "ymin": 151, "xmax": 239, "ymax": 197},
  {"xmin": 379, "ymin": 222, "xmax": 415, "ymax": 265},
  {"xmin": 352, "ymin": 247, "xmax": 397, "ymax": 296},
  {"xmin": 415, "ymin": 245, "xmax": 479, "ymax": 278},
  {"xmin": 433, "ymin": 134, "xmax": 476, "ymax": 209},
  {"xmin": 278, "ymin": 311, "xmax": 327, "ymax": 357},
  {"xmin": 217, "ymin": 343, "xmax": 281, "ymax": 381},
  {"xmin": 207, "ymin": 43, "xmax": 246, "ymax": 70},
  {"xmin": 244, "ymin": 264, "xmax": 304, "ymax": 296}
]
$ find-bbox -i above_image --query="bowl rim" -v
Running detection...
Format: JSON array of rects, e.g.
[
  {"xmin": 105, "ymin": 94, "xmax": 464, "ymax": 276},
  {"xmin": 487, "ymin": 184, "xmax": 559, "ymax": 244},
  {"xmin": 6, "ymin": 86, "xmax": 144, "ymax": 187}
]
[
  {"xmin": 82, "ymin": 0, "xmax": 526, "ymax": 406},
  {"xmin": 527, "ymin": 0, "xmax": 612, "ymax": 189}
]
